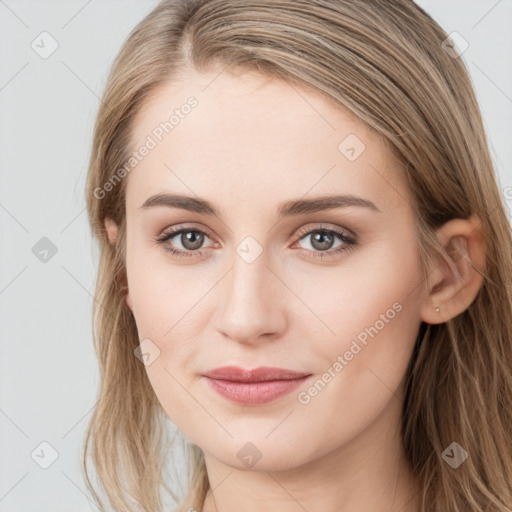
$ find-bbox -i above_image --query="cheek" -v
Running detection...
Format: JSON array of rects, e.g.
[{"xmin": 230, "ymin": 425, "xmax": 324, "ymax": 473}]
[
  {"xmin": 125, "ymin": 244, "xmax": 208, "ymax": 407},
  {"xmin": 126, "ymin": 260, "xmax": 209, "ymax": 425},
  {"xmin": 126, "ymin": 236, "xmax": 209, "ymax": 339},
  {"xmin": 290, "ymin": 248, "xmax": 423, "ymax": 448},
  {"xmin": 298, "ymin": 239, "xmax": 424, "ymax": 383}
]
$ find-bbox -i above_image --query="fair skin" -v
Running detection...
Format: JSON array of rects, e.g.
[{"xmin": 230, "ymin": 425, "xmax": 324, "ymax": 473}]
[{"xmin": 105, "ymin": 66, "xmax": 486, "ymax": 512}]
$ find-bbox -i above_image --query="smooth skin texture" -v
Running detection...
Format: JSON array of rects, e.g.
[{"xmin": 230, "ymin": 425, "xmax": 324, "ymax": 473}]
[{"xmin": 105, "ymin": 67, "xmax": 486, "ymax": 512}]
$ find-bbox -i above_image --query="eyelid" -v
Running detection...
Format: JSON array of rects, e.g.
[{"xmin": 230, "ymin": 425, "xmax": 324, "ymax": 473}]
[
  {"xmin": 293, "ymin": 222, "xmax": 356, "ymax": 241},
  {"xmin": 158, "ymin": 223, "xmax": 216, "ymax": 241}
]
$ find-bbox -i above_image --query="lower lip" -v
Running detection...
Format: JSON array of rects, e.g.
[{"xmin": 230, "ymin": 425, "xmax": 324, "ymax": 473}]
[{"xmin": 204, "ymin": 376, "xmax": 310, "ymax": 406}]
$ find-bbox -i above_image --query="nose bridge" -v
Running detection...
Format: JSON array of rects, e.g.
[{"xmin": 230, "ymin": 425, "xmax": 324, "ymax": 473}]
[{"xmin": 215, "ymin": 245, "xmax": 286, "ymax": 343}]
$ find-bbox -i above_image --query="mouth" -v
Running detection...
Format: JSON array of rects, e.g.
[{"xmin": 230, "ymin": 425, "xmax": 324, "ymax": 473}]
[{"xmin": 201, "ymin": 366, "xmax": 312, "ymax": 406}]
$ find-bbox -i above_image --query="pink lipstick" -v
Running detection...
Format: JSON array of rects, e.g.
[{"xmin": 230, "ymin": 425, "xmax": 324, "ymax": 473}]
[{"xmin": 201, "ymin": 366, "xmax": 312, "ymax": 406}]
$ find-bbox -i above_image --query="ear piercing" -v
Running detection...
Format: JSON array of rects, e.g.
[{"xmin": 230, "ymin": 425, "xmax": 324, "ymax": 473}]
[{"xmin": 434, "ymin": 306, "xmax": 440, "ymax": 313}]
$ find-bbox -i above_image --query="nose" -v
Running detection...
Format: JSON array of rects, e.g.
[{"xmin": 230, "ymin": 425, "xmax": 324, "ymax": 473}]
[{"xmin": 214, "ymin": 250, "xmax": 288, "ymax": 346}]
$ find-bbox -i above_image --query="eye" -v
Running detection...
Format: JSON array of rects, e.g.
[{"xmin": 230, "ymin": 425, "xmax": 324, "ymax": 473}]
[
  {"xmin": 292, "ymin": 225, "xmax": 358, "ymax": 260},
  {"xmin": 155, "ymin": 225, "xmax": 215, "ymax": 259},
  {"xmin": 155, "ymin": 223, "xmax": 358, "ymax": 261}
]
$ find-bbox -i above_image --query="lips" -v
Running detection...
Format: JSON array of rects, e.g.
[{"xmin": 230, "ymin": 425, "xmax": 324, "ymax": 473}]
[
  {"xmin": 201, "ymin": 366, "xmax": 312, "ymax": 406},
  {"xmin": 201, "ymin": 366, "xmax": 311, "ymax": 382}
]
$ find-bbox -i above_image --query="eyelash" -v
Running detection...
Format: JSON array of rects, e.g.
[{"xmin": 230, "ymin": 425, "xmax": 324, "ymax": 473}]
[{"xmin": 155, "ymin": 224, "xmax": 358, "ymax": 260}]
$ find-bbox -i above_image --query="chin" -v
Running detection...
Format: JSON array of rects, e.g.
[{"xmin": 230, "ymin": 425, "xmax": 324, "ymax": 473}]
[{"xmin": 202, "ymin": 435, "xmax": 319, "ymax": 473}]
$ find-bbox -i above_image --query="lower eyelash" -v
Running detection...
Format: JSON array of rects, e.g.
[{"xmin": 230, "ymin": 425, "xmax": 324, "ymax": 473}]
[{"xmin": 163, "ymin": 245, "xmax": 205, "ymax": 258}]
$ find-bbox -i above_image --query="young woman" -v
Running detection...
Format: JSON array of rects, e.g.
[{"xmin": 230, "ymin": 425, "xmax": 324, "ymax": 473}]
[{"xmin": 83, "ymin": 1, "xmax": 512, "ymax": 511}]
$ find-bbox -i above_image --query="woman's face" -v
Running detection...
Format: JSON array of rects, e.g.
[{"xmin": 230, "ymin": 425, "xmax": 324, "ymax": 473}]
[{"xmin": 120, "ymin": 66, "xmax": 427, "ymax": 471}]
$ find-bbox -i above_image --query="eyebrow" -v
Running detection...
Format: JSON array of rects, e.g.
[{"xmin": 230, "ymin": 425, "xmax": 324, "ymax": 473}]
[{"xmin": 140, "ymin": 193, "xmax": 381, "ymax": 217}]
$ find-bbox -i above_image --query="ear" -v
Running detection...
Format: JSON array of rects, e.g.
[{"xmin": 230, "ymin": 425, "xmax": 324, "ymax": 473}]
[
  {"xmin": 104, "ymin": 216, "xmax": 118, "ymax": 245},
  {"xmin": 421, "ymin": 214, "xmax": 486, "ymax": 325},
  {"xmin": 103, "ymin": 217, "xmax": 133, "ymax": 312}
]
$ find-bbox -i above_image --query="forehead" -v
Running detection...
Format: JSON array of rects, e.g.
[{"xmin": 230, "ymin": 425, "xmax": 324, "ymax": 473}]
[{"xmin": 125, "ymin": 66, "xmax": 409, "ymax": 216}]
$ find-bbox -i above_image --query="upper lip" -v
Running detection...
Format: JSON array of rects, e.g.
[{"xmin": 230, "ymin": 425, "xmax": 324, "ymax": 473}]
[{"xmin": 202, "ymin": 366, "xmax": 311, "ymax": 383}]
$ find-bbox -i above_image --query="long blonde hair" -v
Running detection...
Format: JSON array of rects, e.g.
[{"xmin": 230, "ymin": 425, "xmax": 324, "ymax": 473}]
[{"xmin": 83, "ymin": 1, "xmax": 512, "ymax": 511}]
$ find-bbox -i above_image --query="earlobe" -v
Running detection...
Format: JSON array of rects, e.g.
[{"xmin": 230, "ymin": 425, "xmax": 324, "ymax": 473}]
[{"xmin": 421, "ymin": 214, "xmax": 486, "ymax": 324}]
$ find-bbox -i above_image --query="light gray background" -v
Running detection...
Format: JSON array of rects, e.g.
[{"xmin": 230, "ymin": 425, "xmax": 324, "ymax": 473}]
[{"xmin": 1, "ymin": 1, "xmax": 511, "ymax": 510}]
